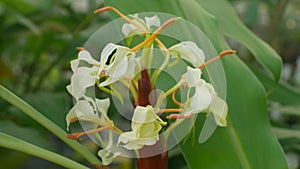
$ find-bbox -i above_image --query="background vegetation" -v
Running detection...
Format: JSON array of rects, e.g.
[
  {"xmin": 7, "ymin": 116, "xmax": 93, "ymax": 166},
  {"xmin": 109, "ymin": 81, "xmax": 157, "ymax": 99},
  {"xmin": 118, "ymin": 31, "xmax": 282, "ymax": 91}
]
[{"xmin": 0, "ymin": 0, "xmax": 299, "ymax": 168}]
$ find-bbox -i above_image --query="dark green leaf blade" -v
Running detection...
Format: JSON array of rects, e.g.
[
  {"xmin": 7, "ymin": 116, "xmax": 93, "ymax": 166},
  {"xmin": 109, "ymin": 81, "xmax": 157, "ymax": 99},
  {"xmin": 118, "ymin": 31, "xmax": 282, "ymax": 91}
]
[{"xmin": 195, "ymin": 0, "xmax": 282, "ymax": 81}]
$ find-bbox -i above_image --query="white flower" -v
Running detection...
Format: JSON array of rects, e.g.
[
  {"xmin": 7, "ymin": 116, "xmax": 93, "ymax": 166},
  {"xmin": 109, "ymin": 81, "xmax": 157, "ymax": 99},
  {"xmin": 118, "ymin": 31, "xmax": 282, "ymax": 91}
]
[
  {"xmin": 67, "ymin": 50, "xmax": 99, "ymax": 100},
  {"xmin": 66, "ymin": 97, "xmax": 110, "ymax": 130},
  {"xmin": 98, "ymin": 43, "xmax": 137, "ymax": 86},
  {"xmin": 183, "ymin": 67, "xmax": 227, "ymax": 126},
  {"xmin": 66, "ymin": 97, "xmax": 120, "ymax": 165},
  {"xmin": 118, "ymin": 105, "xmax": 162, "ymax": 150},
  {"xmin": 122, "ymin": 14, "xmax": 161, "ymax": 37},
  {"xmin": 169, "ymin": 41, "xmax": 205, "ymax": 68},
  {"xmin": 98, "ymin": 130, "xmax": 120, "ymax": 165}
]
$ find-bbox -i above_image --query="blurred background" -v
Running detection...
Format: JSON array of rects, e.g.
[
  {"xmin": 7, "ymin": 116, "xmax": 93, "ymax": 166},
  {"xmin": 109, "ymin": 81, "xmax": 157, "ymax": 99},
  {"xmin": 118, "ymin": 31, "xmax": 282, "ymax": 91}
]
[{"xmin": 0, "ymin": 0, "xmax": 299, "ymax": 168}]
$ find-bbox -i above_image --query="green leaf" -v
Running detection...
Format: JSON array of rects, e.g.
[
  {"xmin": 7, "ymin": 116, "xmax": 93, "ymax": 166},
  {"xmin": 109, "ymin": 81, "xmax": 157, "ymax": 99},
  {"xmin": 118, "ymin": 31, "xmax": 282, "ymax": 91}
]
[
  {"xmin": 195, "ymin": 0, "xmax": 282, "ymax": 81},
  {"xmin": 104, "ymin": 0, "xmax": 287, "ymax": 168},
  {"xmin": 8, "ymin": 9, "xmax": 40, "ymax": 35},
  {"xmin": 0, "ymin": 85, "xmax": 102, "ymax": 166},
  {"xmin": 250, "ymin": 65, "xmax": 300, "ymax": 105},
  {"xmin": 24, "ymin": 92, "xmax": 69, "ymax": 130},
  {"xmin": 0, "ymin": 149, "xmax": 30, "ymax": 169},
  {"xmin": 0, "ymin": 120, "xmax": 49, "ymax": 149},
  {"xmin": 0, "ymin": 132, "xmax": 89, "ymax": 169}
]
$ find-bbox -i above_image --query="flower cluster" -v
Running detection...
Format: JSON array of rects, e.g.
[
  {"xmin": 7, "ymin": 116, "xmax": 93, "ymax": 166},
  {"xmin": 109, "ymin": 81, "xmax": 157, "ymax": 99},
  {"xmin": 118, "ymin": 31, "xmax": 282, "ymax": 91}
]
[{"xmin": 66, "ymin": 6, "xmax": 233, "ymax": 165}]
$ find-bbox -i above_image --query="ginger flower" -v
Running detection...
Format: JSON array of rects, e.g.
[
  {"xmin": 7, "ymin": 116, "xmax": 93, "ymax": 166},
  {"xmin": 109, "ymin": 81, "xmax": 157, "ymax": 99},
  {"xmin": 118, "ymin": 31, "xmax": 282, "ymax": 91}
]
[
  {"xmin": 66, "ymin": 97, "xmax": 110, "ymax": 131},
  {"xmin": 169, "ymin": 41, "xmax": 205, "ymax": 68},
  {"xmin": 66, "ymin": 50, "xmax": 100, "ymax": 100},
  {"xmin": 67, "ymin": 43, "xmax": 139, "ymax": 100},
  {"xmin": 122, "ymin": 14, "xmax": 161, "ymax": 37},
  {"xmin": 98, "ymin": 130, "xmax": 120, "ymax": 165},
  {"xmin": 98, "ymin": 43, "xmax": 137, "ymax": 86},
  {"xmin": 183, "ymin": 66, "xmax": 227, "ymax": 126},
  {"xmin": 66, "ymin": 97, "xmax": 121, "ymax": 165},
  {"xmin": 118, "ymin": 105, "xmax": 165, "ymax": 150}
]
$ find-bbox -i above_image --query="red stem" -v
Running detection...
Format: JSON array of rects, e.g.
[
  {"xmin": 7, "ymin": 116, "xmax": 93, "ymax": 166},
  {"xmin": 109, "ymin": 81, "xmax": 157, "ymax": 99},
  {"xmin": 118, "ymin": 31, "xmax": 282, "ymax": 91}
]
[{"xmin": 136, "ymin": 69, "xmax": 168, "ymax": 169}]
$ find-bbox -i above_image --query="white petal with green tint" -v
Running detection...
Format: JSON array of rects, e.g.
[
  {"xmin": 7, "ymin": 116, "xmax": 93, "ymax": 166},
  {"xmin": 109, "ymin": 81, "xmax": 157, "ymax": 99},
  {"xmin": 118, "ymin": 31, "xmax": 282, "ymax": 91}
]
[
  {"xmin": 78, "ymin": 50, "xmax": 99, "ymax": 65},
  {"xmin": 210, "ymin": 96, "xmax": 227, "ymax": 126},
  {"xmin": 67, "ymin": 66, "xmax": 97, "ymax": 100},
  {"xmin": 169, "ymin": 41, "xmax": 205, "ymax": 67},
  {"xmin": 184, "ymin": 66, "xmax": 202, "ymax": 87},
  {"xmin": 118, "ymin": 105, "xmax": 162, "ymax": 150},
  {"xmin": 145, "ymin": 15, "xmax": 160, "ymax": 29}
]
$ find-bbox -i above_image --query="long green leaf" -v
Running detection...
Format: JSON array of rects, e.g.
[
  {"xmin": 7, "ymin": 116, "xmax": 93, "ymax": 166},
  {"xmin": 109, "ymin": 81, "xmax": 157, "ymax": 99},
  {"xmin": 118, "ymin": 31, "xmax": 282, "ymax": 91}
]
[
  {"xmin": 0, "ymin": 85, "xmax": 102, "ymax": 166},
  {"xmin": 104, "ymin": 1, "xmax": 288, "ymax": 168},
  {"xmin": 0, "ymin": 132, "xmax": 89, "ymax": 169},
  {"xmin": 195, "ymin": 0, "xmax": 282, "ymax": 81},
  {"xmin": 251, "ymin": 66, "xmax": 300, "ymax": 105}
]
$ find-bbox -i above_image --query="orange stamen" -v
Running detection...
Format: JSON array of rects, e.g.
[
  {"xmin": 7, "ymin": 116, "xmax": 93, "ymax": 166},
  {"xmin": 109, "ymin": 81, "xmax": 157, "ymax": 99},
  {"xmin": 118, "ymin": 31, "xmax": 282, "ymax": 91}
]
[
  {"xmin": 197, "ymin": 50, "xmax": 235, "ymax": 69},
  {"xmin": 167, "ymin": 114, "xmax": 192, "ymax": 120},
  {"xmin": 159, "ymin": 109, "xmax": 183, "ymax": 113},
  {"xmin": 76, "ymin": 47, "xmax": 85, "ymax": 51},
  {"xmin": 70, "ymin": 117, "xmax": 79, "ymax": 123},
  {"xmin": 95, "ymin": 6, "xmax": 143, "ymax": 31},
  {"xmin": 66, "ymin": 126, "xmax": 111, "ymax": 140},
  {"xmin": 66, "ymin": 134, "xmax": 80, "ymax": 140},
  {"xmin": 131, "ymin": 18, "xmax": 179, "ymax": 52},
  {"xmin": 172, "ymin": 88, "xmax": 183, "ymax": 107},
  {"xmin": 95, "ymin": 6, "xmax": 171, "ymax": 53}
]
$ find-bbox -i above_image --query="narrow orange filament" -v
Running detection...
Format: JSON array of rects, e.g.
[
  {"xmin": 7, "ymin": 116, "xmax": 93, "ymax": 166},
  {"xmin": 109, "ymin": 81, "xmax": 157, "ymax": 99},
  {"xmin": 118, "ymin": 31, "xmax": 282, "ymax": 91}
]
[
  {"xmin": 131, "ymin": 18, "xmax": 178, "ymax": 52},
  {"xmin": 159, "ymin": 109, "xmax": 183, "ymax": 113},
  {"xmin": 66, "ymin": 126, "xmax": 111, "ymax": 140},
  {"xmin": 95, "ymin": 6, "xmax": 143, "ymax": 31},
  {"xmin": 76, "ymin": 47, "xmax": 85, "ymax": 51},
  {"xmin": 197, "ymin": 50, "xmax": 235, "ymax": 69},
  {"xmin": 95, "ymin": 6, "xmax": 170, "ymax": 53}
]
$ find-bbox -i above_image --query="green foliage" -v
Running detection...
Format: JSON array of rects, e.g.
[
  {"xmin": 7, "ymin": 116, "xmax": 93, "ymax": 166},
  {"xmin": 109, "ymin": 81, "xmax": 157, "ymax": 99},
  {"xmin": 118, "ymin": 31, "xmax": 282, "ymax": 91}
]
[{"xmin": 0, "ymin": 0, "xmax": 300, "ymax": 168}]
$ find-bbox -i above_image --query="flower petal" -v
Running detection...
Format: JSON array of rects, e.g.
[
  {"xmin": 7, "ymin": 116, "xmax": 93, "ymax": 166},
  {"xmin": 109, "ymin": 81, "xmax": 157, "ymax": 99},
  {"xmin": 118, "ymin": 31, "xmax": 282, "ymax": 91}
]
[
  {"xmin": 100, "ymin": 47, "xmax": 135, "ymax": 86},
  {"xmin": 122, "ymin": 23, "xmax": 142, "ymax": 37},
  {"xmin": 75, "ymin": 100, "xmax": 95, "ymax": 116},
  {"xmin": 99, "ymin": 43, "xmax": 119, "ymax": 69},
  {"xmin": 169, "ymin": 41, "xmax": 205, "ymax": 67},
  {"xmin": 70, "ymin": 59, "xmax": 79, "ymax": 72},
  {"xmin": 68, "ymin": 67, "xmax": 97, "ymax": 100},
  {"xmin": 188, "ymin": 85, "xmax": 212, "ymax": 114},
  {"xmin": 105, "ymin": 47, "xmax": 129, "ymax": 78},
  {"xmin": 66, "ymin": 106, "xmax": 76, "ymax": 131},
  {"xmin": 78, "ymin": 50, "xmax": 99, "ymax": 65},
  {"xmin": 95, "ymin": 98, "xmax": 110, "ymax": 118},
  {"xmin": 145, "ymin": 15, "xmax": 160, "ymax": 29},
  {"xmin": 98, "ymin": 130, "xmax": 120, "ymax": 165},
  {"xmin": 184, "ymin": 66, "xmax": 202, "ymax": 87},
  {"xmin": 131, "ymin": 106, "xmax": 157, "ymax": 123},
  {"xmin": 210, "ymin": 97, "xmax": 228, "ymax": 126}
]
